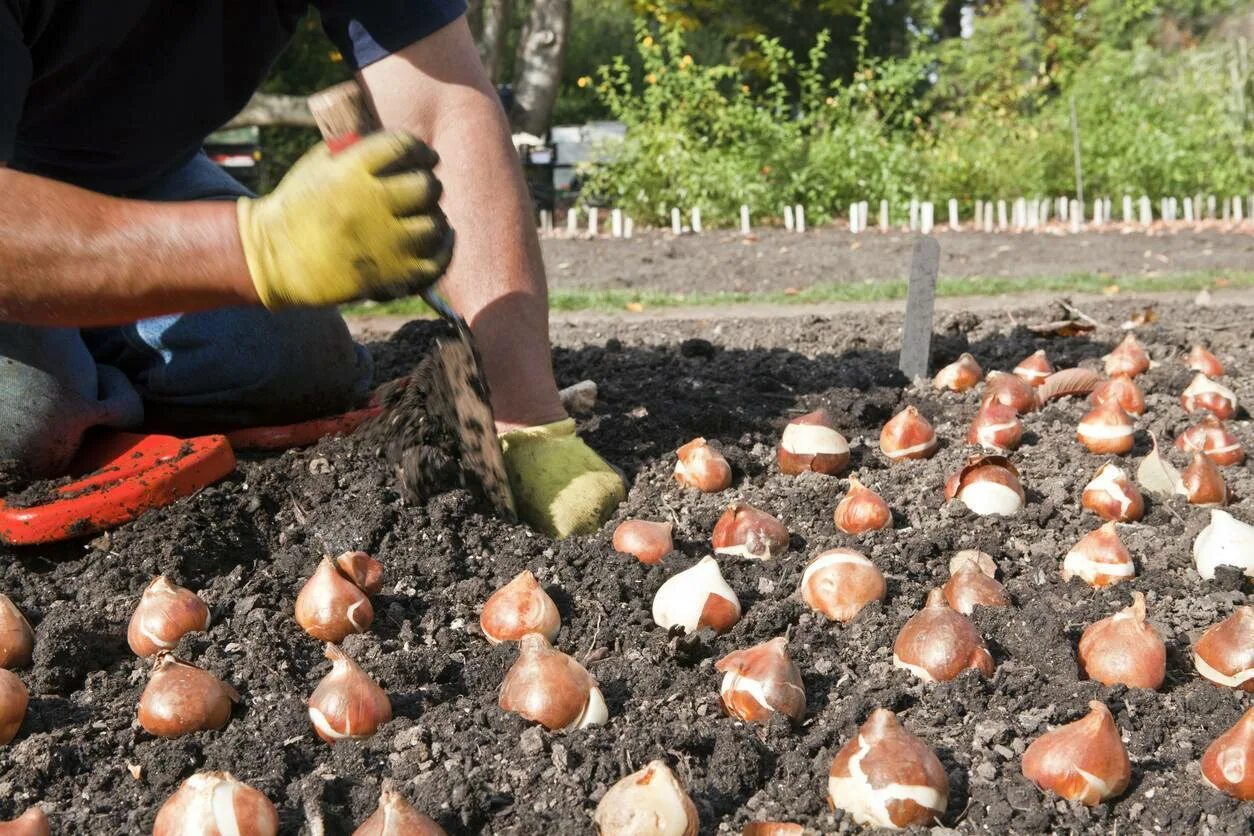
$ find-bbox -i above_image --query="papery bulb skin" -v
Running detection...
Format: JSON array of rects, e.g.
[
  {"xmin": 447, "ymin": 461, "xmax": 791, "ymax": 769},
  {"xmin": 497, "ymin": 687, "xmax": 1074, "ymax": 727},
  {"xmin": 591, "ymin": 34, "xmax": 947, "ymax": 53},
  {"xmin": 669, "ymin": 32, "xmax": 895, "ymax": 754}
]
[
  {"xmin": 1186, "ymin": 344, "xmax": 1225, "ymax": 378},
  {"xmin": 892, "ymin": 589, "xmax": 995, "ymax": 682},
  {"xmin": 966, "ymin": 400, "xmax": 1023, "ymax": 451},
  {"xmin": 833, "ymin": 476, "xmax": 892, "ymax": 534},
  {"xmin": 1192, "ymin": 606, "xmax": 1253, "ymax": 691},
  {"xmin": 1038, "ymin": 368, "xmax": 1103, "ymax": 403},
  {"xmin": 1192, "ymin": 510, "xmax": 1254, "ymax": 580},
  {"xmin": 879, "ymin": 406, "xmax": 938, "ymax": 461},
  {"xmin": 1014, "ymin": 350, "xmax": 1054, "ymax": 387},
  {"xmin": 479, "ymin": 570, "xmax": 561, "ymax": 645},
  {"xmin": 0, "ymin": 668, "xmax": 27, "ymax": 745},
  {"xmin": 1175, "ymin": 416, "xmax": 1244, "ymax": 467},
  {"xmin": 712, "ymin": 503, "xmax": 790, "ymax": 560},
  {"xmin": 943, "ymin": 455, "xmax": 1024, "ymax": 517},
  {"xmin": 1103, "ymin": 333, "xmax": 1150, "ymax": 378},
  {"xmin": 498, "ymin": 633, "xmax": 607, "ymax": 732},
  {"xmin": 778, "ymin": 409, "xmax": 850, "ymax": 476},
  {"xmin": 716, "ymin": 637, "xmax": 806, "ymax": 724},
  {"xmin": 307, "ymin": 644, "xmax": 393, "ymax": 743},
  {"xmin": 1090, "ymin": 375, "xmax": 1146, "ymax": 416},
  {"xmin": 932, "ymin": 353, "xmax": 983, "ymax": 392},
  {"xmin": 126, "ymin": 576, "xmax": 210, "ymax": 658},
  {"xmin": 1077, "ymin": 399, "xmax": 1136, "ymax": 455},
  {"xmin": 827, "ymin": 708, "xmax": 949, "ymax": 829},
  {"xmin": 674, "ymin": 438, "xmax": 732, "ymax": 492},
  {"xmin": 983, "ymin": 371, "xmax": 1039, "ymax": 413},
  {"xmin": 1181, "ymin": 452, "xmax": 1228, "ymax": 506},
  {"xmin": 335, "ymin": 551, "xmax": 385, "ymax": 596},
  {"xmin": 594, "ymin": 760, "xmax": 699, "ymax": 836},
  {"xmin": 1200, "ymin": 708, "xmax": 1254, "ymax": 801},
  {"xmin": 0, "ymin": 807, "xmax": 48, "ymax": 836},
  {"xmin": 1181, "ymin": 374, "xmax": 1238, "ymax": 419},
  {"xmin": 152, "ymin": 771, "xmax": 278, "ymax": 836},
  {"xmin": 294, "ymin": 556, "xmax": 374, "ymax": 643},
  {"xmin": 137, "ymin": 653, "xmax": 239, "ymax": 738},
  {"xmin": 1021, "ymin": 701, "xmax": 1131, "ymax": 805},
  {"xmin": 352, "ymin": 785, "xmax": 447, "ymax": 835},
  {"xmin": 1078, "ymin": 592, "xmax": 1166, "ymax": 689},
  {"xmin": 799, "ymin": 549, "xmax": 886, "ymax": 623},
  {"xmin": 942, "ymin": 551, "xmax": 1009, "ymax": 615},
  {"xmin": 0, "ymin": 594, "xmax": 33, "ymax": 669},
  {"xmin": 1062, "ymin": 522, "xmax": 1136, "ymax": 587},
  {"xmin": 652, "ymin": 556, "xmax": 741, "ymax": 634},
  {"xmin": 1081, "ymin": 463, "xmax": 1145, "ymax": 522},
  {"xmin": 740, "ymin": 824, "xmax": 802, "ymax": 836},
  {"xmin": 612, "ymin": 520, "xmax": 674, "ymax": 564}
]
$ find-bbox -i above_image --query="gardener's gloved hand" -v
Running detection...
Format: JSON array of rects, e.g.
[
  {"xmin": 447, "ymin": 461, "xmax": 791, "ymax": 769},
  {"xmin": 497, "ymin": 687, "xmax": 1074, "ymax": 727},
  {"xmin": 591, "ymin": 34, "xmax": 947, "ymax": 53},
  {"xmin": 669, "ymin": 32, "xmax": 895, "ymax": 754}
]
[
  {"xmin": 500, "ymin": 418, "xmax": 626, "ymax": 538},
  {"xmin": 237, "ymin": 131, "xmax": 453, "ymax": 309}
]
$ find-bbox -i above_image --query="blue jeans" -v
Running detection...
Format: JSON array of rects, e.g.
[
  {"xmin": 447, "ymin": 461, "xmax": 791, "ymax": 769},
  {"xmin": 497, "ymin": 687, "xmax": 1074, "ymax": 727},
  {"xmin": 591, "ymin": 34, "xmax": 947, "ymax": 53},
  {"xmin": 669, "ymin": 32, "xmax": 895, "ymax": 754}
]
[{"xmin": 0, "ymin": 153, "xmax": 373, "ymax": 476}]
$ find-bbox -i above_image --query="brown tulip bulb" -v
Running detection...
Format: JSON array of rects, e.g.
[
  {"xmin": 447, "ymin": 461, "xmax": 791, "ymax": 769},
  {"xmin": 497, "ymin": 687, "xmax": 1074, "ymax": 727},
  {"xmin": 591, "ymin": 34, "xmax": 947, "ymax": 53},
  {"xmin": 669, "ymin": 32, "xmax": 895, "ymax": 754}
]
[
  {"xmin": 716, "ymin": 637, "xmax": 806, "ymax": 724},
  {"xmin": 479, "ymin": 570, "xmax": 561, "ymax": 645},
  {"xmin": 1078, "ymin": 592, "xmax": 1166, "ymax": 689},
  {"xmin": 0, "ymin": 668, "xmax": 27, "ymax": 745},
  {"xmin": 126, "ymin": 576, "xmax": 210, "ymax": 658},
  {"xmin": 294, "ymin": 555, "xmax": 374, "ymax": 643},
  {"xmin": 741, "ymin": 824, "xmax": 802, "ymax": 836},
  {"xmin": 1082, "ymin": 463, "xmax": 1145, "ymax": 522},
  {"xmin": 982, "ymin": 371, "xmax": 1039, "ymax": 414},
  {"xmin": 1038, "ymin": 368, "xmax": 1103, "ymax": 403},
  {"xmin": 1176, "ymin": 416, "xmax": 1244, "ymax": 466},
  {"xmin": 1022, "ymin": 702, "xmax": 1130, "ymax": 805},
  {"xmin": 307, "ymin": 643, "xmax": 392, "ymax": 743},
  {"xmin": 1077, "ymin": 399, "xmax": 1136, "ymax": 455},
  {"xmin": 335, "ymin": 551, "xmax": 385, "ymax": 596},
  {"xmin": 594, "ymin": 760, "xmax": 698, "ymax": 836},
  {"xmin": 652, "ymin": 556, "xmax": 741, "ymax": 634},
  {"xmin": 674, "ymin": 437, "xmax": 732, "ymax": 492},
  {"xmin": 893, "ymin": 589, "xmax": 995, "ymax": 682},
  {"xmin": 353, "ymin": 784, "xmax": 446, "ymax": 835},
  {"xmin": 1201, "ymin": 708, "xmax": 1254, "ymax": 801},
  {"xmin": 1090, "ymin": 375, "xmax": 1146, "ymax": 416},
  {"xmin": 943, "ymin": 455, "xmax": 1025, "ymax": 517},
  {"xmin": 800, "ymin": 549, "xmax": 886, "ymax": 623},
  {"xmin": 833, "ymin": 476, "xmax": 891, "ymax": 534},
  {"xmin": 943, "ymin": 551, "xmax": 1009, "ymax": 615},
  {"xmin": 612, "ymin": 520, "xmax": 674, "ymax": 564},
  {"xmin": 0, "ymin": 594, "xmax": 33, "ymax": 669},
  {"xmin": 499, "ymin": 633, "xmax": 607, "ymax": 732},
  {"xmin": 966, "ymin": 400, "xmax": 1022, "ymax": 451},
  {"xmin": 1181, "ymin": 374, "xmax": 1238, "ymax": 419},
  {"xmin": 932, "ymin": 353, "xmax": 983, "ymax": 392},
  {"xmin": 0, "ymin": 808, "xmax": 48, "ymax": 836},
  {"xmin": 879, "ymin": 406, "xmax": 938, "ymax": 461},
  {"xmin": 712, "ymin": 502, "xmax": 790, "ymax": 560},
  {"xmin": 1014, "ymin": 350, "xmax": 1054, "ymax": 386},
  {"xmin": 1062, "ymin": 522, "xmax": 1135, "ymax": 587},
  {"xmin": 828, "ymin": 708, "xmax": 949, "ymax": 829},
  {"xmin": 153, "ymin": 771, "xmax": 278, "ymax": 836},
  {"xmin": 1103, "ymin": 333, "xmax": 1150, "ymax": 378},
  {"xmin": 1181, "ymin": 452, "xmax": 1228, "ymax": 506},
  {"xmin": 137, "ymin": 653, "xmax": 239, "ymax": 738},
  {"xmin": 1192, "ymin": 606, "xmax": 1253, "ymax": 691},
  {"xmin": 778, "ymin": 409, "xmax": 850, "ymax": 475},
  {"xmin": 1186, "ymin": 344, "xmax": 1224, "ymax": 378}
]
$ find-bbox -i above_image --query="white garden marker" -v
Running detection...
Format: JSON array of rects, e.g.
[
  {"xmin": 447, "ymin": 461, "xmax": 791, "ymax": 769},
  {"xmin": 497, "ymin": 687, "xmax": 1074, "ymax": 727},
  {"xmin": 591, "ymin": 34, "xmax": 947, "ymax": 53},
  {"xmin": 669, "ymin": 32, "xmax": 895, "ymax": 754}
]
[
  {"xmin": 691, "ymin": 207, "xmax": 702, "ymax": 234},
  {"xmin": 1040, "ymin": 198, "xmax": 1051, "ymax": 225},
  {"xmin": 1122, "ymin": 196, "xmax": 1133, "ymax": 223},
  {"xmin": 997, "ymin": 200, "xmax": 1008, "ymax": 231},
  {"xmin": 1092, "ymin": 198, "xmax": 1103, "ymax": 225},
  {"xmin": 920, "ymin": 202, "xmax": 934, "ymax": 235},
  {"xmin": 1058, "ymin": 197, "xmax": 1069, "ymax": 221},
  {"xmin": 671, "ymin": 207, "xmax": 681, "ymax": 235},
  {"xmin": 795, "ymin": 205, "xmax": 806, "ymax": 233},
  {"xmin": 1139, "ymin": 196, "xmax": 1152, "ymax": 227},
  {"xmin": 740, "ymin": 205, "xmax": 751, "ymax": 235},
  {"xmin": 974, "ymin": 200, "xmax": 984, "ymax": 229},
  {"xmin": 1028, "ymin": 200, "xmax": 1040, "ymax": 230},
  {"xmin": 909, "ymin": 199, "xmax": 920, "ymax": 232},
  {"xmin": 1235, "ymin": 197, "xmax": 1245, "ymax": 223},
  {"xmin": 610, "ymin": 208, "xmax": 623, "ymax": 238},
  {"xmin": 850, "ymin": 202, "xmax": 861, "ymax": 234},
  {"xmin": 948, "ymin": 199, "xmax": 959, "ymax": 231},
  {"xmin": 567, "ymin": 207, "xmax": 579, "ymax": 236},
  {"xmin": 538, "ymin": 209, "xmax": 552, "ymax": 235},
  {"xmin": 1184, "ymin": 197, "xmax": 1195, "ymax": 223},
  {"xmin": 982, "ymin": 202, "xmax": 994, "ymax": 232},
  {"xmin": 1104, "ymin": 197, "xmax": 1112, "ymax": 224},
  {"xmin": 1069, "ymin": 200, "xmax": 1082, "ymax": 233},
  {"xmin": 624, "ymin": 217, "xmax": 634, "ymax": 239},
  {"xmin": 784, "ymin": 205, "xmax": 795, "ymax": 231},
  {"xmin": 1207, "ymin": 195, "xmax": 1217, "ymax": 220},
  {"xmin": 859, "ymin": 201, "xmax": 870, "ymax": 233},
  {"xmin": 1013, "ymin": 198, "xmax": 1027, "ymax": 230},
  {"xmin": 879, "ymin": 200, "xmax": 890, "ymax": 233},
  {"xmin": 587, "ymin": 207, "xmax": 599, "ymax": 238}
]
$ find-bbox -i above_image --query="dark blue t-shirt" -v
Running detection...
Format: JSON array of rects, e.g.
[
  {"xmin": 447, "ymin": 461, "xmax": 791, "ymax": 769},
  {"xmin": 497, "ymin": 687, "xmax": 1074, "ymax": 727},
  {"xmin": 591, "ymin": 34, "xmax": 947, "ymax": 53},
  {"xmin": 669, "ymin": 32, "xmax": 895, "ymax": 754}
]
[{"xmin": 0, "ymin": 0, "xmax": 465, "ymax": 195}]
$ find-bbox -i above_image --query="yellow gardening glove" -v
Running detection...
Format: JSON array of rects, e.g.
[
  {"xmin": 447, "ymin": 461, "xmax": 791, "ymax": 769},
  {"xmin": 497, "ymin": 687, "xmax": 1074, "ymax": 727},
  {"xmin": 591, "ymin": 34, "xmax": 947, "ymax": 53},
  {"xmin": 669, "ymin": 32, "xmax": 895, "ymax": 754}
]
[
  {"xmin": 237, "ymin": 131, "xmax": 453, "ymax": 308},
  {"xmin": 500, "ymin": 418, "xmax": 626, "ymax": 538}
]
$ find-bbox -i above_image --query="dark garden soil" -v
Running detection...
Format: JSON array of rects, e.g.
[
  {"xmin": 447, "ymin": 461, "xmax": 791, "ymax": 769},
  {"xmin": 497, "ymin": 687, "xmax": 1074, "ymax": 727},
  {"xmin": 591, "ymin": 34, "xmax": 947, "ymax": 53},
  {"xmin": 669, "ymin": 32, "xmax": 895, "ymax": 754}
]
[{"xmin": 1, "ymin": 297, "xmax": 1251, "ymax": 834}]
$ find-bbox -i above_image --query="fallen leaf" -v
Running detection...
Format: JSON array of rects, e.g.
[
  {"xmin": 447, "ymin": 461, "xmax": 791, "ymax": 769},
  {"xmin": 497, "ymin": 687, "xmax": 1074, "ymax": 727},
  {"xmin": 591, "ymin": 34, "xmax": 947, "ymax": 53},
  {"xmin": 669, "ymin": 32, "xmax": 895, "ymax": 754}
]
[{"xmin": 1025, "ymin": 319, "xmax": 1097, "ymax": 337}]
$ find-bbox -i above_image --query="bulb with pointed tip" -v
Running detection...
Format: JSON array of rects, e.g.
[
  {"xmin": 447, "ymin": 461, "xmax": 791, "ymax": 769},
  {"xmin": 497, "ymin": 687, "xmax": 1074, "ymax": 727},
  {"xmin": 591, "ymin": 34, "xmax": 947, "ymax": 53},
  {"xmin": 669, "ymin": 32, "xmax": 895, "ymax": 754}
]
[
  {"xmin": 1014, "ymin": 350, "xmax": 1054, "ymax": 386},
  {"xmin": 942, "ymin": 551, "xmax": 1009, "ymax": 614},
  {"xmin": 1192, "ymin": 606, "xmax": 1253, "ymax": 691},
  {"xmin": 1078, "ymin": 592, "xmax": 1166, "ymax": 689},
  {"xmin": 833, "ymin": 476, "xmax": 891, "ymax": 534},
  {"xmin": 892, "ymin": 589, "xmax": 995, "ymax": 682},
  {"xmin": 479, "ymin": 570, "xmax": 561, "ymax": 644},
  {"xmin": 612, "ymin": 520, "xmax": 674, "ymax": 564},
  {"xmin": 1090, "ymin": 375, "xmax": 1145, "ymax": 415},
  {"xmin": 967, "ymin": 400, "xmax": 1022, "ymax": 451},
  {"xmin": 0, "ymin": 594, "xmax": 33, "ymax": 669},
  {"xmin": 594, "ymin": 760, "xmax": 699, "ymax": 836},
  {"xmin": 137, "ymin": 653, "xmax": 239, "ymax": 738},
  {"xmin": 1192, "ymin": 510, "xmax": 1254, "ymax": 580},
  {"xmin": 0, "ymin": 668, "xmax": 27, "ymax": 745},
  {"xmin": 932, "ymin": 353, "xmax": 983, "ymax": 392},
  {"xmin": 716, "ymin": 637, "xmax": 806, "ymax": 724},
  {"xmin": 152, "ymin": 771, "xmax": 278, "ymax": 836},
  {"xmin": 674, "ymin": 437, "xmax": 732, "ymax": 492},
  {"xmin": 499, "ymin": 633, "xmax": 607, "ymax": 732},
  {"xmin": 1103, "ymin": 333, "xmax": 1150, "ymax": 377},
  {"xmin": 712, "ymin": 503, "xmax": 789, "ymax": 560},
  {"xmin": 943, "ymin": 455, "xmax": 1025, "ymax": 516},
  {"xmin": 799, "ymin": 549, "xmax": 886, "ymax": 623},
  {"xmin": 307, "ymin": 643, "xmax": 392, "ymax": 743},
  {"xmin": 879, "ymin": 406, "xmax": 938, "ymax": 461},
  {"xmin": 1186, "ymin": 344, "xmax": 1224, "ymax": 377},
  {"xmin": 335, "ymin": 551, "xmax": 384, "ymax": 595},
  {"xmin": 777, "ymin": 409, "xmax": 850, "ymax": 475},
  {"xmin": 1082, "ymin": 463, "xmax": 1144, "ymax": 522},
  {"xmin": 1077, "ymin": 399, "xmax": 1136, "ymax": 455},
  {"xmin": 0, "ymin": 807, "xmax": 47, "ymax": 836},
  {"xmin": 352, "ymin": 784, "xmax": 446, "ymax": 835},
  {"xmin": 1062, "ymin": 522, "xmax": 1135, "ymax": 587},
  {"xmin": 1181, "ymin": 452, "xmax": 1227, "ymax": 506},
  {"xmin": 1201, "ymin": 708, "xmax": 1254, "ymax": 801},
  {"xmin": 126, "ymin": 576, "xmax": 210, "ymax": 658},
  {"xmin": 1181, "ymin": 374, "xmax": 1238, "ymax": 419},
  {"xmin": 1021, "ymin": 701, "xmax": 1130, "ymax": 805},
  {"xmin": 982, "ymin": 371, "xmax": 1039, "ymax": 413},
  {"xmin": 294, "ymin": 555, "xmax": 373, "ymax": 642},
  {"xmin": 652, "ymin": 556, "xmax": 741, "ymax": 634},
  {"xmin": 1175, "ymin": 416, "xmax": 1244, "ymax": 466}
]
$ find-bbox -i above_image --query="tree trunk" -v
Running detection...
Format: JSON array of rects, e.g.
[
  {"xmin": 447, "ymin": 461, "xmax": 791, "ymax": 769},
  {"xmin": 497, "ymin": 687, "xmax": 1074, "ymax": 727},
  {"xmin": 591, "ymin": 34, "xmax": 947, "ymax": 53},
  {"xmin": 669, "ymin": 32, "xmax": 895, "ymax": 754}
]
[
  {"xmin": 478, "ymin": 0, "xmax": 515, "ymax": 83},
  {"xmin": 509, "ymin": 0, "xmax": 571, "ymax": 136}
]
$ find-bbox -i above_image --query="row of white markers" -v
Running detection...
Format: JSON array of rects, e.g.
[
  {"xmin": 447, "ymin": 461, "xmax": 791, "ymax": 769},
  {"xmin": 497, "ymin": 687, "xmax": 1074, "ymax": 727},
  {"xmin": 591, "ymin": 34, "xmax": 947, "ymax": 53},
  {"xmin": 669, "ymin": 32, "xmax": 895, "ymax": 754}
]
[{"xmin": 540, "ymin": 193, "xmax": 1254, "ymax": 237}]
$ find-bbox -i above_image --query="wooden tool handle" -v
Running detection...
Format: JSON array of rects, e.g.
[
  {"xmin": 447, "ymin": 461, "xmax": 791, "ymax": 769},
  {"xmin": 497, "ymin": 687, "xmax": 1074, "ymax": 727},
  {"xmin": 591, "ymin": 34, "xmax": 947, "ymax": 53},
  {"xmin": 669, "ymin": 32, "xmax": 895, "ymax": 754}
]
[{"xmin": 308, "ymin": 80, "xmax": 380, "ymax": 143}]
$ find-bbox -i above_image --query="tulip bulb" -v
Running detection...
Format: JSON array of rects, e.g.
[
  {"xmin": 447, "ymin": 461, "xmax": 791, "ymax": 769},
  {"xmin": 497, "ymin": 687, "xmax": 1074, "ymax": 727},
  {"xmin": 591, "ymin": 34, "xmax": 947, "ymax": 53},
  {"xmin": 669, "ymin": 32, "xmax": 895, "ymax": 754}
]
[
  {"xmin": 943, "ymin": 455, "xmax": 1025, "ymax": 517},
  {"xmin": 499, "ymin": 633, "xmax": 606, "ymax": 732},
  {"xmin": 1192, "ymin": 606, "xmax": 1253, "ymax": 690},
  {"xmin": 137, "ymin": 653, "xmax": 239, "ymax": 738},
  {"xmin": 778, "ymin": 409, "xmax": 850, "ymax": 475},
  {"xmin": 893, "ymin": 589, "xmax": 995, "ymax": 682},
  {"xmin": 152, "ymin": 771, "xmax": 278, "ymax": 836},
  {"xmin": 0, "ymin": 808, "xmax": 47, "ymax": 836},
  {"xmin": 1078, "ymin": 592, "xmax": 1166, "ymax": 689},
  {"xmin": 932, "ymin": 353, "xmax": 983, "ymax": 392},
  {"xmin": 712, "ymin": 503, "xmax": 790, "ymax": 560},
  {"xmin": 983, "ymin": 371, "xmax": 1039, "ymax": 413},
  {"xmin": 1186, "ymin": 344, "xmax": 1224, "ymax": 378},
  {"xmin": 1181, "ymin": 452, "xmax": 1227, "ymax": 506},
  {"xmin": 1021, "ymin": 701, "xmax": 1130, "ymax": 805},
  {"xmin": 0, "ymin": 668, "xmax": 27, "ymax": 745},
  {"xmin": 1062, "ymin": 522, "xmax": 1135, "ymax": 587},
  {"xmin": 612, "ymin": 520, "xmax": 674, "ymax": 564},
  {"xmin": 594, "ymin": 760, "xmax": 698, "ymax": 836},
  {"xmin": 1014, "ymin": 349, "xmax": 1054, "ymax": 386},
  {"xmin": 828, "ymin": 708, "xmax": 949, "ymax": 829},
  {"xmin": 833, "ymin": 476, "xmax": 891, "ymax": 534},
  {"xmin": 716, "ymin": 637, "xmax": 806, "ymax": 724},
  {"xmin": 479, "ymin": 570, "xmax": 561, "ymax": 645},
  {"xmin": 800, "ymin": 549, "xmax": 886, "ymax": 623},
  {"xmin": 0, "ymin": 594, "xmax": 33, "ymax": 669},
  {"xmin": 674, "ymin": 437, "xmax": 732, "ymax": 492},
  {"xmin": 652, "ymin": 556, "xmax": 741, "ymax": 634},
  {"xmin": 294, "ymin": 555, "xmax": 374, "ymax": 643},
  {"xmin": 353, "ymin": 784, "xmax": 446, "ymax": 835},
  {"xmin": 335, "ymin": 551, "xmax": 385, "ymax": 596},
  {"xmin": 1077, "ymin": 399, "xmax": 1136, "ymax": 455},
  {"xmin": 126, "ymin": 576, "xmax": 211, "ymax": 658},
  {"xmin": 307, "ymin": 643, "xmax": 392, "ymax": 742},
  {"xmin": 966, "ymin": 400, "xmax": 1022, "ymax": 451},
  {"xmin": 1181, "ymin": 374, "xmax": 1238, "ymax": 419},
  {"xmin": 1103, "ymin": 333, "xmax": 1150, "ymax": 378},
  {"xmin": 879, "ymin": 406, "xmax": 938, "ymax": 461},
  {"xmin": 1201, "ymin": 708, "xmax": 1254, "ymax": 801},
  {"xmin": 1082, "ymin": 463, "xmax": 1144, "ymax": 522},
  {"xmin": 1090, "ymin": 375, "xmax": 1145, "ymax": 415},
  {"xmin": 1192, "ymin": 510, "xmax": 1254, "ymax": 580},
  {"xmin": 1175, "ymin": 416, "xmax": 1244, "ymax": 466},
  {"xmin": 741, "ymin": 824, "xmax": 802, "ymax": 836},
  {"xmin": 943, "ymin": 551, "xmax": 1008, "ymax": 614}
]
